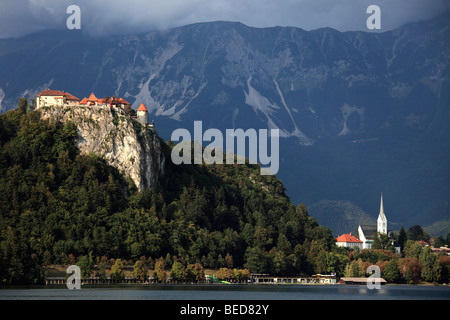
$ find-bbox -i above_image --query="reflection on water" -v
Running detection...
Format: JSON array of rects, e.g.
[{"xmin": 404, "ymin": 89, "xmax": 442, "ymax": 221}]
[{"xmin": 0, "ymin": 284, "xmax": 449, "ymax": 300}]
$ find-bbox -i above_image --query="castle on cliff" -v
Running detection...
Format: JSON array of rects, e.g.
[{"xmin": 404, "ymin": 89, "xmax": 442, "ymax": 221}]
[{"xmin": 36, "ymin": 89, "xmax": 152, "ymax": 127}]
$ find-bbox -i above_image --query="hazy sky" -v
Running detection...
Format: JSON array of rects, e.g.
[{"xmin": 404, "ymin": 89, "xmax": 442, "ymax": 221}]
[{"xmin": 0, "ymin": 0, "xmax": 449, "ymax": 38}]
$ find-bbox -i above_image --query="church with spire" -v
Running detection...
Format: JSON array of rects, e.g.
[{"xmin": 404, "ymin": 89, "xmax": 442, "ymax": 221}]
[{"xmin": 357, "ymin": 193, "xmax": 401, "ymax": 253}]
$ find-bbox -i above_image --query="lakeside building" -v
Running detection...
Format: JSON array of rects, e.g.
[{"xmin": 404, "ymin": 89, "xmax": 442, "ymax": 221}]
[
  {"xmin": 357, "ymin": 193, "xmax": 401, "ymax": 253},
  {"xmin": 336, "ymin": 233, "xmax": 363, "ymax": 250},
  {"xmin": 417, "ymin": 239, "xmax": 450, "ymax": 256},
  {"xmin": 335, "ymin": 193, "xmax": 401, "ymax": 253}
]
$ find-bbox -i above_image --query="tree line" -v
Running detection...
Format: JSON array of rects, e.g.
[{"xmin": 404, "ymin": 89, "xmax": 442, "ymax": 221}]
[
  {"xmin": 0, "ymin": 102, "xmax": 335, "ymax": 284},
  {"xmin": 1, "ymin": 102, "xmax": 448, "ymax": 285},
  {"xmin": 73, "ymin": 255, "xmax": 250, "ymax": 283}
]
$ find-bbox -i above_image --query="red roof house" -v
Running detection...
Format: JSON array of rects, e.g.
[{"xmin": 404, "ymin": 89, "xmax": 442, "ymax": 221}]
[{"xmin": 336, "ymin": 233, "xmax": 363, "ymax": 249}]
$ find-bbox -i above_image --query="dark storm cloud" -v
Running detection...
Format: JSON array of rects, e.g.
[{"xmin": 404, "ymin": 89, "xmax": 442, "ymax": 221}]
[{"xmin": 0, "ymin": 0, "xmax": 448, "ymax": 38}]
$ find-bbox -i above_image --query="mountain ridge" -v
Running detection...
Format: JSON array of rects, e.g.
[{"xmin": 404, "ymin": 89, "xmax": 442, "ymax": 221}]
[{"xmin": 0, "ymin": 15, "xmax": 449, "ymax": 233}]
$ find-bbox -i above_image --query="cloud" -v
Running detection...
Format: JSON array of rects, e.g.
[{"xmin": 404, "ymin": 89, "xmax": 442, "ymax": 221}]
[{"xmin": 0, "ymin": 0, "xmax": 448, "ymax": 38}]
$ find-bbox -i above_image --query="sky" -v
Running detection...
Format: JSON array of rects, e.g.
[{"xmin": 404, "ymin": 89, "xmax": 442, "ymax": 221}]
[{"xmin": 0, "ymin": 0, "xmax": 449, "ymax": 38}]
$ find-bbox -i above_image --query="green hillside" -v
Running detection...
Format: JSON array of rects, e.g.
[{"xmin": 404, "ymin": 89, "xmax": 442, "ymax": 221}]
[{"xmin": 0, "ymin": 106, "xmax": 335, "ymax": 284}]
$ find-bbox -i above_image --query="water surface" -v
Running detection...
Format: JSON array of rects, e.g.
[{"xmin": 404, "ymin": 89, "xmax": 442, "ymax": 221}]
[{"xmin": 0, "ymin": 284, "xmax": 449, "ymax": 300}]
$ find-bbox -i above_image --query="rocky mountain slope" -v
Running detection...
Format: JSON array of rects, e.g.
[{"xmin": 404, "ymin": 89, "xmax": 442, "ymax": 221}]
[
  {"xmin": 38, "ymin": 104, "xmax": 165, "ymax": 191},
  {"xmin": 0, "ymin": 15, "xmax": 449, "ymax": 232}
]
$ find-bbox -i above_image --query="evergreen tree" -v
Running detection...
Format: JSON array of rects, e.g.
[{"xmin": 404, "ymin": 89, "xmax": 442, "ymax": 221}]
[
  {"xmin": 382, "ymin": 259, "xmax": 400, "ymax": 283},
  {"xmin": 420, "ymin": 247, "xmax": 442, "ymax": 283},
  {"xmin": 397, "ymin": 227, "xmax": 407, "ymax": 252}
]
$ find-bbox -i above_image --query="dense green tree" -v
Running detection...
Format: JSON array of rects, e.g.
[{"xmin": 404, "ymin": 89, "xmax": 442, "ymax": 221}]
[
  {"xmin": 397, "ymin": 227, "xmax": 407, "ymax": 252},
  {"xmin": 420, "ymin": 247, "xmax": 442, "ymax": 283},
  {"xmin": 244, "ymin": 247, "xmax": 269, "ymax": 273},
  {"xmin": 407, "ymin": 225, "xmax": 429, "ymax": 241},
  {"xmin": 95, "ymin": 260, "xmax": 108, "ymax": 283},
  {"xmin": 404, "ymin": 240, "xmax": 423, "ymax": 259},
  {"xmin": 133, "ymin": 259, "xmax": 149, "ymax": 282},
  {"xmin": 2, "ymin": 107, "xmax": 447, "ymax": 285},
  {"xmin": 439, "ymin": 255, "xmax": 450, "ymax": 283},
  {"xmin": 170, "ymin": 261, "xmax": 185, "ymax": 282},
  {"xmin": 382, "ymin": 259, "xmax": 401, "ymax": 283},
  {"xmin": 325, "ymin": 252, "xmax": 348, "ymax": 277},
  {"xmin": 77, "ymin": 254, "xmax": 94, "ymax": 280},
  {"xmin": 344, "ymin": 259, "xmax": 365, "ymax": 277},
  {"xmin": 110, "ymin": 259, "xmax": 125, "ymax": 282}
]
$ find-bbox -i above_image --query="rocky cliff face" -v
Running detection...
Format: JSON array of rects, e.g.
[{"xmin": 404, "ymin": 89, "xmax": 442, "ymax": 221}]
[{"xmin": 38, "ymin": 104, "xmax": 165, "ymax": 191}]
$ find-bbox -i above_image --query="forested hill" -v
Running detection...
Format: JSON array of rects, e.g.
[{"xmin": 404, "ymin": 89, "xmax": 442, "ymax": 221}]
[{"xmin": 0, "ymin": 106, "xmax": 334, "ymax": 284}]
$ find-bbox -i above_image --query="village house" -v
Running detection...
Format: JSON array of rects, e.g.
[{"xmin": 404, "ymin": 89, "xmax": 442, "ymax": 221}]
[
  {"xmin": 336, "ymin": 233, "xmax": 363, "ymax": 250},
  {"xmin": 417, "ymin": 239, "xmax": 450, "ymax": 256}
]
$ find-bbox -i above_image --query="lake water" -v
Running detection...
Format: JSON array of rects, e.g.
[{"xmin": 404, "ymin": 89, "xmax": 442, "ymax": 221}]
[
  {"xmin": 1, "ymin": 284, "xmax": 449, "ymax": 300},
  {"xmin": 1, "ymin": 285, "xmax": 447, "ymax": 319}
]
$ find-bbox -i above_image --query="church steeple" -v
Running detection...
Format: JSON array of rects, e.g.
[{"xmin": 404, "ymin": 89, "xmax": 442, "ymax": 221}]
[{"xmin": 377, "ymin": 192, "xmax": 387, "ymax": 234}]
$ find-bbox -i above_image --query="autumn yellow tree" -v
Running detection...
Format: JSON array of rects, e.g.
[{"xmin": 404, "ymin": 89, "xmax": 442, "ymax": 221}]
[
  {"xmin": 134, "ymin": 259, "xmax": 149, "ymax": 282},
  {"xmin": 110, "ymin": 258, "xmax": 125, "ymax": 282},
  {"xmin": 216, "ymin": 268, "xmax": 233, "ymax": 281},
  {"xmin": 154, "ymin": 258, "xmax": 167, "ymax": 283},
  {"xmin": 171, "ymin": 261, "xmax": 185, "ymax": 282}
]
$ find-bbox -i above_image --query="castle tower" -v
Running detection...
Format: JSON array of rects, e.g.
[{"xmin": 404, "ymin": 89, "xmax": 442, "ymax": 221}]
[
  {"xmin": 137, "ymin": 103, "xmax": 148, "ymax": 126},
  {"xmin": 377, "ymin": 193, "xmax": 387, "ymax": 235}
]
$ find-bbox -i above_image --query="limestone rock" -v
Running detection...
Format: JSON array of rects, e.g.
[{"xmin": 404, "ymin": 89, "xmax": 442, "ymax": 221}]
[{"xmin": 38, "ymin": 104, "xmax": 165, "ymax": 190}]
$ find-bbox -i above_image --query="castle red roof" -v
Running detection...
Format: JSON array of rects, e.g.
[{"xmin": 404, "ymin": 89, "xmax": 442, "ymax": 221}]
[
  {"xmin": 37, "ymin": 89, "xmax": 79, "ymax": 101},
  {"xmin": 87, "ymin": 93, "xmax": 98, "ymax": 101},
  {"xmin": 336, "ymin": 233, "xmax": 362, "ymax": 243},
  {"xmin": 79, "ymin": 94, "xmax": 131, "ymax": 106},
  {"xmin": 118, "ymin": 98, "xmax": 130, "ymax": 105},
  {"xmin": 137, "ymin": 103, "xmax": 148, "ymax": 112}
]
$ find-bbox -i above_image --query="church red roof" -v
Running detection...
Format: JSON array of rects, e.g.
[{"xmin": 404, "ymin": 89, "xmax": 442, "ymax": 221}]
[
  {"xmin": 137, "ymin": 103, "xmax": 148, "ymax": 112},
  {"xmin": 336, "ymin": 233, "xmax": 362, "ymax": 243}
]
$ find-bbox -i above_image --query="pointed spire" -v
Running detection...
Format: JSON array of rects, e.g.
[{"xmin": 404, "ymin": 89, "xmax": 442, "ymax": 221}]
[
  {"xmin": 377, "ymin": 192, "xmax": 387, "ymax": 234},
  {"xmin": 379, "ymin": 192, "xmax": 386, "ymax": 219}
]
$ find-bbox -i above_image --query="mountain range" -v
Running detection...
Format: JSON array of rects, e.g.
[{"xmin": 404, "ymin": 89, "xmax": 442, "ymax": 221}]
[{"xmin": 0, "ymin": 15, "xmax": 449, "ymax": 235}]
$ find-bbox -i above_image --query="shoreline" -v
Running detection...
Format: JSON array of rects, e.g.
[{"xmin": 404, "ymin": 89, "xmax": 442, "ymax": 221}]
[{"xmin": 1, "ymin": 281, "xmax": 448, "ymax": 290}]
